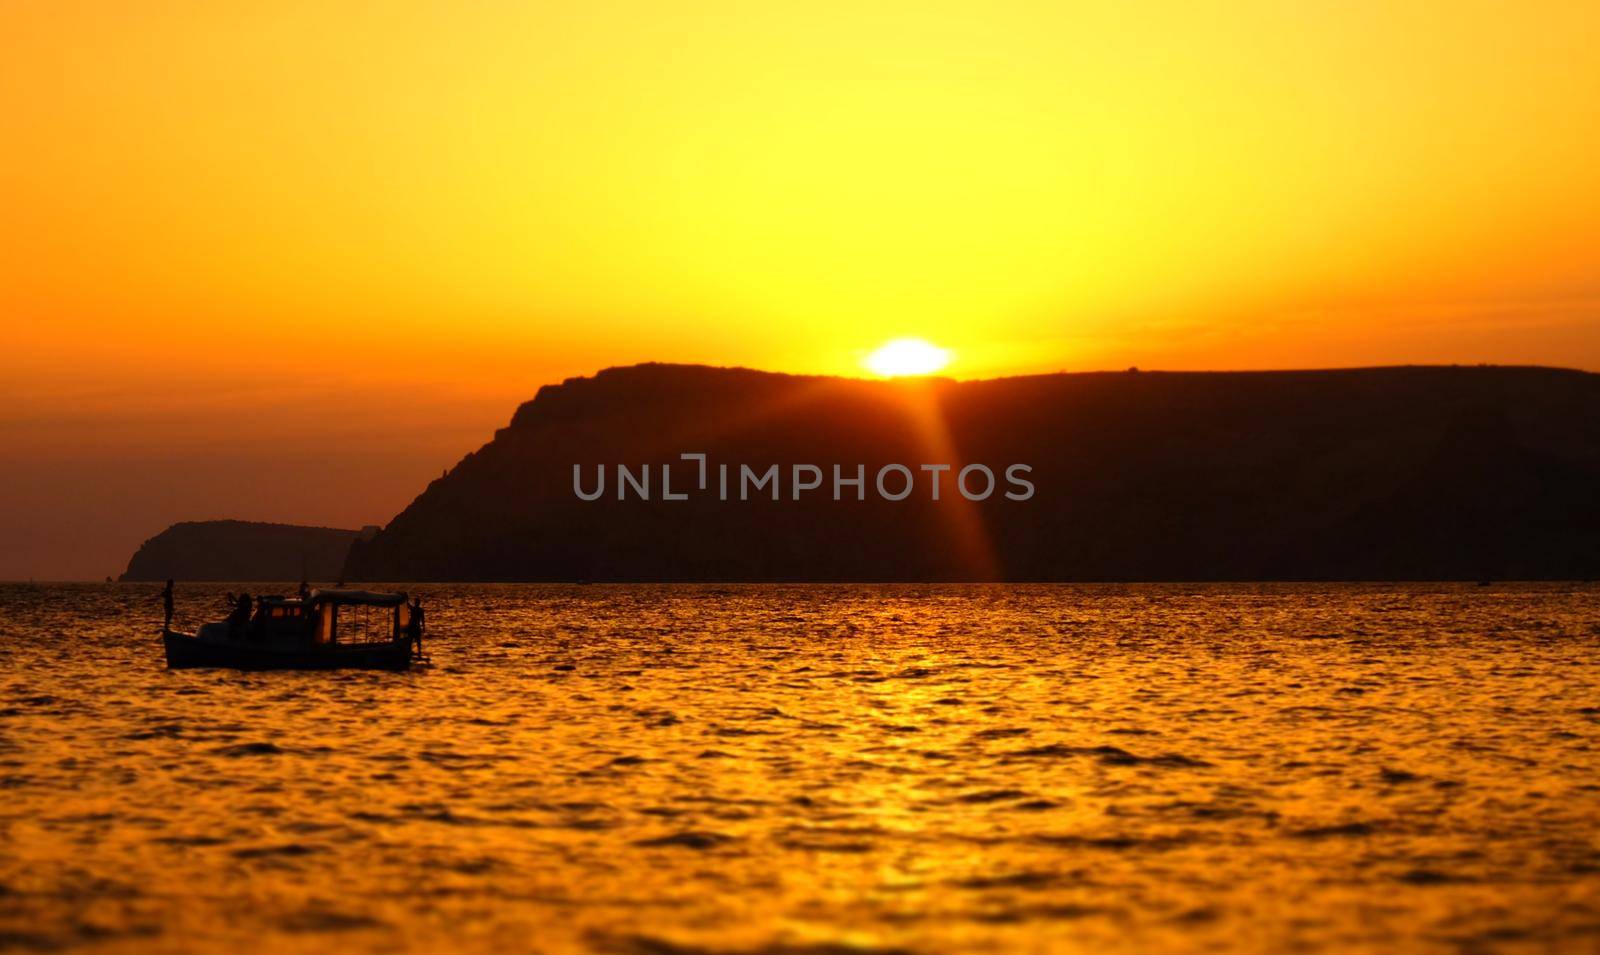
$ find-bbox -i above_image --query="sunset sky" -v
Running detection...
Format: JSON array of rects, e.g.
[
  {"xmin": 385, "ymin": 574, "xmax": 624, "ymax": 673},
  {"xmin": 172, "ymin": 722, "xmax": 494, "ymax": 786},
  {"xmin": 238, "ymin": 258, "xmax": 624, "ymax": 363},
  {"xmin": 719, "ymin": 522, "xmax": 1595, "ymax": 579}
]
[{"xmin": 4, "ymin": 0, "xmax": 1599, "ymax": 579}]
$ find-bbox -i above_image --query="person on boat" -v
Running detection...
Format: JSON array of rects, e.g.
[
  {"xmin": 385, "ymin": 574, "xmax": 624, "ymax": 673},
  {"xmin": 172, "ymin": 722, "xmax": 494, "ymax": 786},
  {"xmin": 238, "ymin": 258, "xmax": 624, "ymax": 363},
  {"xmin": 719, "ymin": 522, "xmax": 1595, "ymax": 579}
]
[
  {"xmin": 160, "ymin": 579, "xmax": 174, "ymax": 629},
  {"xmin": 297, "ymin": 580, "xmax": 310, "ymax": 601},
  {"xmin": 407, "ymin": 598, "xmax": 425, "ymax": 655},
  {"xmin": 227, "ymin": 593, "xmax": 252, "ymax": 639}
]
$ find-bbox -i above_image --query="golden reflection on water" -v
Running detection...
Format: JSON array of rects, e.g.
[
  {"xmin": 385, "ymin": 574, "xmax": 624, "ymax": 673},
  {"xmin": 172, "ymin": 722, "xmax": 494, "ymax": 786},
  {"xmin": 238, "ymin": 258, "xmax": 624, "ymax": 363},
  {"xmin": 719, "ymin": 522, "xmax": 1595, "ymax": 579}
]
[{"xmin": 2, "ymin": 583, "xmax": 1600, "ymax": 954}]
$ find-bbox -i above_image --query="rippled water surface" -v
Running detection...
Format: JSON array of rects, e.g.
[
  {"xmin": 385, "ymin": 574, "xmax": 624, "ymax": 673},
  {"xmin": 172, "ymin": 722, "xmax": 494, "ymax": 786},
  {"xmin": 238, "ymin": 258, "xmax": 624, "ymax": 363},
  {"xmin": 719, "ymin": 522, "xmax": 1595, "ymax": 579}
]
[{"xmin": 3, "ymin": 583, "xmax": 1600, "ymax": 954}]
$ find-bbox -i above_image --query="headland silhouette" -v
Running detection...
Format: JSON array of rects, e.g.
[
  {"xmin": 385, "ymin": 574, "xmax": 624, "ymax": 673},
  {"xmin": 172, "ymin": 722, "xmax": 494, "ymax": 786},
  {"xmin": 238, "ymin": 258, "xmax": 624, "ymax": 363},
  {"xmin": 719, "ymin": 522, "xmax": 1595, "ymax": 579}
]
[{"xmin": 310, "ymin": 362, "xmax": 1600, "ymax": 582}]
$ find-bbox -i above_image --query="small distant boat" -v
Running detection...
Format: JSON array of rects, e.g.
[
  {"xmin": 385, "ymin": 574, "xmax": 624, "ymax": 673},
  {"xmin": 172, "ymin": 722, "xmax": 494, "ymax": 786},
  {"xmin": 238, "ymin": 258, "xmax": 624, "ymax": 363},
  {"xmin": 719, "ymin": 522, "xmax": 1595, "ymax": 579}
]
[{"xmin": 163, "ymin": 589, "xmax": 422, "ymax": 671}]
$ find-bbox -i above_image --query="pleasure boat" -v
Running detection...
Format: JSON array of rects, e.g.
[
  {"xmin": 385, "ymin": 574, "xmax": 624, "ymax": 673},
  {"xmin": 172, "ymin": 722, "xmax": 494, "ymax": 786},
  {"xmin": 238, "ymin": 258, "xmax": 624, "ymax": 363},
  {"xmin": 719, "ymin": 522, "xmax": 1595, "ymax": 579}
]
[{"xmin": 163, "ymin": 589, "xmax": 422, "ymax": 671}]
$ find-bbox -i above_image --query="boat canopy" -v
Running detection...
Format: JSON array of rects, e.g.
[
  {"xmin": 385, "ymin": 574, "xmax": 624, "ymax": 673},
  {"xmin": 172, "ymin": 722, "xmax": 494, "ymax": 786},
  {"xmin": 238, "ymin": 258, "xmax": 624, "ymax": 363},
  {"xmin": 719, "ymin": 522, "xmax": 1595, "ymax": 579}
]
[{"xmin": 309, "ymin": 588, "xmax": 408, "ymax": 607}]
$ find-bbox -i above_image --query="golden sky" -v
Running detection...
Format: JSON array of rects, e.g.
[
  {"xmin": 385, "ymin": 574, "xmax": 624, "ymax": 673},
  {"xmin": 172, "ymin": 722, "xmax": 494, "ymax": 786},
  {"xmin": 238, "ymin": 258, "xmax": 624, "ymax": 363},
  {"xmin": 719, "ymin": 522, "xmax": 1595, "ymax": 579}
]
[{"xmin": 3, "ymin": 0, "xmax": 1599, "ymax": 577}]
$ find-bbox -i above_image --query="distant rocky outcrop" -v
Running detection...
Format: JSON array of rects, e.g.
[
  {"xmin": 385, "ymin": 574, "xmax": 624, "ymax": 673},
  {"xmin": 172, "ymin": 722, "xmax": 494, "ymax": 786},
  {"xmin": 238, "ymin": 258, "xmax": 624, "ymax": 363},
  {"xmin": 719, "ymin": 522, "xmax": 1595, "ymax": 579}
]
[
  {"xmin": 121, "ymin": 520, "xmax": 363, "ymax": 582},
  {"xmin": 342, "ymin": 363, "xmax": 1600, "ymax": 582}
]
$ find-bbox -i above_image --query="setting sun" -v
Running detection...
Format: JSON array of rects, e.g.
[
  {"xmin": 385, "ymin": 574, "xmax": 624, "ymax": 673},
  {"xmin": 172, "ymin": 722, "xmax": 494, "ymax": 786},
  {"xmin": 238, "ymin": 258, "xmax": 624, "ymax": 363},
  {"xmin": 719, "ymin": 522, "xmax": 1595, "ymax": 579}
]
[{"xmin": 864, "ymin": 338, "xmax": 952, "ymax": 377}]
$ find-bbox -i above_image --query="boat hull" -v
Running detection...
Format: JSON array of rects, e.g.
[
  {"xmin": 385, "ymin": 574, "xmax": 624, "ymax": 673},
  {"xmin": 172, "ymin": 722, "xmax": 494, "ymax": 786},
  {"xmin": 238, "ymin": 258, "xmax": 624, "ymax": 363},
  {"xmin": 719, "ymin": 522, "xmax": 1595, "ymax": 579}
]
[{"xmin": 163, "ymin": 630, "xmax": 413, "ymax": 672}]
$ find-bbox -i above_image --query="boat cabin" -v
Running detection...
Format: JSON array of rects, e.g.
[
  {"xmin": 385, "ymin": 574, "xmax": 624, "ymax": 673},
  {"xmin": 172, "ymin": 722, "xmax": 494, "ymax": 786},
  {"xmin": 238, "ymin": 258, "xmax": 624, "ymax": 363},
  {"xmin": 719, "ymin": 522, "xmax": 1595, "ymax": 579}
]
[
  {"xmin": 252, "ymin": 596, "xmax": 310, "ymax": 638},
  {"xmin": 306, "ymin": 589, "xmax": 413, "ymax": 646},
  {"xmin": 216, "ymin": 589, "xmax": 413, "ymax": 645}
]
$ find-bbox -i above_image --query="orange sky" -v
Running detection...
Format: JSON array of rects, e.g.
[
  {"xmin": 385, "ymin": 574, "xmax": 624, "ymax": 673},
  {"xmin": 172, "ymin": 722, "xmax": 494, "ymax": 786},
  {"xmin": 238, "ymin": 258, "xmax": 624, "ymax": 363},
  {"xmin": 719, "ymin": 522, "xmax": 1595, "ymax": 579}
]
[{"xmin": 3, "ymin": 0, "xmax": 1599, "ymax": 578}]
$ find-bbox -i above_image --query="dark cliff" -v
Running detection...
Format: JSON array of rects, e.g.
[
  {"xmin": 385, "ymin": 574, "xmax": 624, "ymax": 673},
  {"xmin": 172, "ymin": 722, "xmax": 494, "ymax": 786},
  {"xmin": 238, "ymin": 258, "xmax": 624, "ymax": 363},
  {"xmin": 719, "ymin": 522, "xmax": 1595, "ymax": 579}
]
[
  {"xmin": 121, "ymin": 520, "xmax": 361, "ymax": 582},
  {"xmin": 343, "ymin": 363, "xmax": 1600, "ymax": 582}
]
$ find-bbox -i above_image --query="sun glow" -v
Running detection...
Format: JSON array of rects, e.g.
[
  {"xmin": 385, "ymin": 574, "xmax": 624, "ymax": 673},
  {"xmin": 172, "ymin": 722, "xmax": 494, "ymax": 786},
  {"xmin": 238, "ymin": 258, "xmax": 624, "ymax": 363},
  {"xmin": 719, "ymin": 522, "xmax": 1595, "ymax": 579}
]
[{"xmin": 864, "ymin": 339, "xmax": 952, "ymax": 378}]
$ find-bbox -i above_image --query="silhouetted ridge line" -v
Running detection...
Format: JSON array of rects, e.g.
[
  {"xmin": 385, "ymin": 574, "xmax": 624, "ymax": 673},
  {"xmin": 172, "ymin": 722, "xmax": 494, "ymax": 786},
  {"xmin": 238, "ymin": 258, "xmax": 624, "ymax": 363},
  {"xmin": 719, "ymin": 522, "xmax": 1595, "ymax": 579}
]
[
  {"xmin": 121, "ymin": 520, "xmax": 362, "ymax": 582},
  {"xmin": 342, "ymin": 363, "xmax": 1600, "ymax": 582}
]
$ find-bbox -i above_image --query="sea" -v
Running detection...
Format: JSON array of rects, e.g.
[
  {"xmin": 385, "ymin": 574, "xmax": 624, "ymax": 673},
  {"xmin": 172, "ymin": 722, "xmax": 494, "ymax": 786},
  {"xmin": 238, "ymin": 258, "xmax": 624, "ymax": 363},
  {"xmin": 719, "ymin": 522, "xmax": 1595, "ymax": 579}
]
[{"xmin": 2, "ymin": 582, "xmax": 1599, "ymax": 954}]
